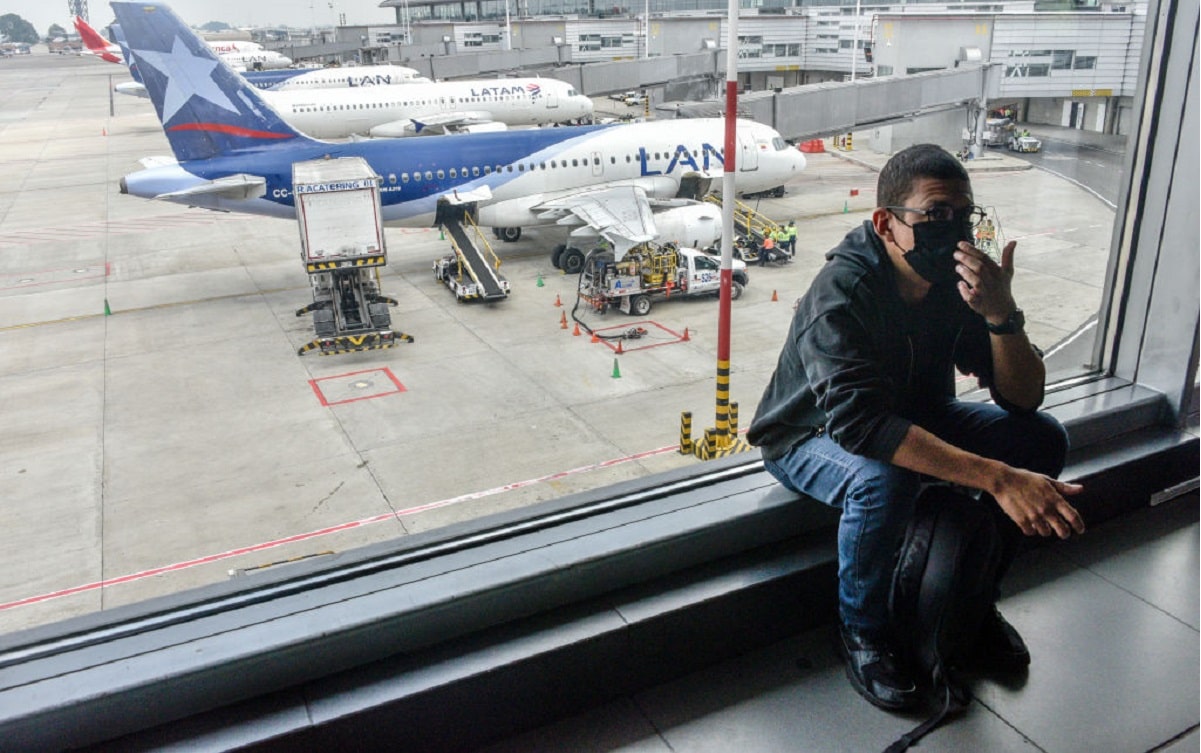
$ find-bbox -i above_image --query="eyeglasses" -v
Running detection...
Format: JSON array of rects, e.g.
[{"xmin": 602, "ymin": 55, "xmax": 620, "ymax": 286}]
[{"xmin": 886, "ymin": 205, "xmax": 988, "ymax": 228}]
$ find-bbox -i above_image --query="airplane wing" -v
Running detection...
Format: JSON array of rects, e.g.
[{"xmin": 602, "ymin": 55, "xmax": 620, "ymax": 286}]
[
  {"xmin": 154, "ymin": 174, "xmax": 267, "ymax": 201},
  {"xmin": 535, "ymin": 186, "xmax": 659, "ymax": 261},
  {"xmin": 368, "ymin": 111, "xmax": 496, "ymax": 138}
]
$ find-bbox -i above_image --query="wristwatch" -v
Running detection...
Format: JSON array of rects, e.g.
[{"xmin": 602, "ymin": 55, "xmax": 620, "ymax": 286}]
[{"xmin": 986, "ymin": 308, "xmax": 1025, "ymax": 335}]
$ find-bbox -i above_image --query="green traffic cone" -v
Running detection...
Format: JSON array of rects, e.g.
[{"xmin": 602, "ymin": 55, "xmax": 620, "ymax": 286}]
[
  {"xmin": 439, "ymin": 226, "xmax": 445, "ymax": 240},
  {"xmin": 536, "ymin": 273, "xmax": 544, "ymax": 287},
  {"xmin": 104, "ymin": 298, "xmax": 111, "ymax": 316},
  {"xmin": 843, "ymin": 200, "xmax": 849, "ymax": 214},
  {"xmin": 611, "ymin": 358, "xmax": 621, "ymax": 379}
]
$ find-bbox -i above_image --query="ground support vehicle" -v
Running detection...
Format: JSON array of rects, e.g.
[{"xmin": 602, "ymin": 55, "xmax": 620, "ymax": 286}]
[
  {"xmin": 702, "ymin": 194, "xmax": 787, "ymax": 250},
  {"xmin": 433, "ymin": 216, "xmax": 511, "ymax": 302},
  {"xmin": 577, "ymin": 244, "xmax": 748, "ymax": 317},
  {"xmin": 1008, "ymin": 134, "xmax": 1042, "ymax": 153},
  {"xmin": 963, "ymin": 117, "xmax": 1015, "ymax": 148},
  {"xmin": 292, "ymin": 157, "xmax": 411, "ymax": 355}
]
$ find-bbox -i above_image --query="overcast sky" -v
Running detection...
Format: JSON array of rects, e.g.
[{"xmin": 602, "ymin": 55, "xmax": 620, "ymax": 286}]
[{"xmin": 6, "ymin": 1, "xmax": 398, "ymax": 36}]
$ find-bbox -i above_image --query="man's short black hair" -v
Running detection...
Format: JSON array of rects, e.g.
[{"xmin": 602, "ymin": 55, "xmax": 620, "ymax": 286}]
[{"xmin": 877, "ymin": 144, "xmax": 971, "ymax": 208}]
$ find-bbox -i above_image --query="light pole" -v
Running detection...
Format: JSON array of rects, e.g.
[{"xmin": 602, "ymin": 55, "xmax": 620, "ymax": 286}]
[{"xmin": 850, "ymin": 0, "xmax": 861, "ymax": 82}]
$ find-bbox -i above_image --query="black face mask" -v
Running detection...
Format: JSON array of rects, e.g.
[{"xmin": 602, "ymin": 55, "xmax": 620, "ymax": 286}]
[{"xmin": 901, "ymin": 219, "xmax": 973, "ymax": 284}]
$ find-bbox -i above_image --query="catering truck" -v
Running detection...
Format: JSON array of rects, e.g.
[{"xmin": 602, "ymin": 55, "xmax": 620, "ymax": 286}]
[{"xmin": 292, "ymin": 157, "xmax": 410, "ymax": 355}]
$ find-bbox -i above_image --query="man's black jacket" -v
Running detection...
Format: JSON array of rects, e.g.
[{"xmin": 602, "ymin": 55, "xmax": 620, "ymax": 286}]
[{"xmin": 747, "ymin": 221, "xmax": 1030, "ymax": 462}]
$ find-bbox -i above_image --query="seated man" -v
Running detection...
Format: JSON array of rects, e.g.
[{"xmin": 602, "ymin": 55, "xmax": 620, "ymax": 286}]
[{"xmin": 747, "ymin": 143, "xmax": 1085, "ymax": 711}]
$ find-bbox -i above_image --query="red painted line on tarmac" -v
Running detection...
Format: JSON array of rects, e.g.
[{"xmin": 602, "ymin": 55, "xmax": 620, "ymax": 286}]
[{"xmin": 0, "ymin": 442, "xmax": 683, "ymax": 612}]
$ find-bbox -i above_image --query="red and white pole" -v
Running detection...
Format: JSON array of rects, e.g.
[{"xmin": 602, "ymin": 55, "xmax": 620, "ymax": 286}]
[{"xmin": 714, "ymin": 0, "xmax": 739, "ymax": 448}]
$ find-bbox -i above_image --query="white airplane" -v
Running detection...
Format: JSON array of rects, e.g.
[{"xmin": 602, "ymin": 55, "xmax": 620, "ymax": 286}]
[
  {"xmin": 76, "ymin": 15, "xmax": 291, "ymax": 70},
  {"xmin": 113, "ymin": 0, "xmax": 806, "ymax": 264},
  {"xmin": 261, "ymin": 77, "xmax": 594, "ymax": 138},
  {"xmin": 253, "ymin": 64, "xmax": 430, "ymax": 91},
  {"xmin": 216, "ymin": 48, "xmax": 292, "ymax": 71},
  {"xmin": 110, "ymin": 25, "xmax": 427, "ymax": 98},
  {"xmin": 204, "ymin": 39, "xmax": 263, "ymax": 55}
]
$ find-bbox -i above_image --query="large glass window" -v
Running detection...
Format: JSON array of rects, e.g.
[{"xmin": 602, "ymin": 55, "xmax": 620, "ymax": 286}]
[
  {"xmin": 0, "ymin": 0, "xmax": 1197, "ymax": 747},
  {"xmin": 0, "ymin": 0, "xmax": 1192, "ymax": 658}
]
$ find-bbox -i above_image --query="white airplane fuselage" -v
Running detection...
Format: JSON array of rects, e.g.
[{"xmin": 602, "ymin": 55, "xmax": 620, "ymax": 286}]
[
  {"xmin": 266, "ymin": 65, "xmax": 430, "ymax": 90},
  {"xmin": 122, "ymin": 119, "xmax": 805, "ymax": 231},
  {"xmin": 221, "ymin": 49, "xmax": 292, "ymax": 70},
  {"xmin": 263, "ymin": 78, "xmax": 593, "ymax": 139}
]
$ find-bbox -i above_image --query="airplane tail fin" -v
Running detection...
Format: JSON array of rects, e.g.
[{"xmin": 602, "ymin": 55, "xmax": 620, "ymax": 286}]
[
  {"xmin": 74, "ymin": 15, "xmax": 121, "ymax": 63},
  {"xmin": 110, "ymin": 1, "xmax": 314, "ymax": 163},
  {"xmin": 108, "ymin": 24, "xmax": 143, "ymax": 83}
]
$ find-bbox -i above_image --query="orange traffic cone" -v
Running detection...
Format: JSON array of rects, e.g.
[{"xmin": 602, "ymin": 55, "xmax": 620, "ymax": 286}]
[
  {"xmin": 572, "ymin": 322, "xmax": 581, "ymax": 336},
  {"xmin": 615, "ymin": 340, "xmax": 624, "ymax": 355},
  {"xmin": 771, "ymin": 289, "xmax": 779, "ymax": 302},
  {"xmin": 553, "ymin": 293, "xmax": 562, "ymax": 307},
  {"xmin": 682, "ymin": 327, "xmax": 690, "ymax": 341},
  {"xmin": 560, "ymin": 311, "xmax": 568, "ymax": 329},
  {"xmin": 591, "ymin": 331, "xmax": 599, "ymax": 343}
]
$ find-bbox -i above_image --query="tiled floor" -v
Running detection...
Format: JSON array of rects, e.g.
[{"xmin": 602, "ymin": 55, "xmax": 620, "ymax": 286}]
[{"xmin": 476, "ymin": 495, "xmax": 1200, "ymax": 753}]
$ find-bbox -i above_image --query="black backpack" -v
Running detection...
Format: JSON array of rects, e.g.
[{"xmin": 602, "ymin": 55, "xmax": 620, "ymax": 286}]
[{"xmin": 884, "ymin": 484, "xmax": 1004, "ymax": 753}]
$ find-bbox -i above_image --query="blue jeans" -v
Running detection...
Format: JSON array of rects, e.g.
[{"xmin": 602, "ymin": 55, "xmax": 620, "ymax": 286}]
[{"xmin": 763, "ymin": 401, "xmax": 1068, "ymax": 638}]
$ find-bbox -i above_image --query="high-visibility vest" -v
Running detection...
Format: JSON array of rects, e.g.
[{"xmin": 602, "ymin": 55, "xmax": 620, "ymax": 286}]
[{"xmin": 785, "ymin": 225, "xmax": 797, "ymax": 241}]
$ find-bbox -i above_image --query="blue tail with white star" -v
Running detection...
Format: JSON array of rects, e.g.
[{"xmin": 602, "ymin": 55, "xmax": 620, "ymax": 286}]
[{"xmin": 111, "ymin": 1, "xmax": 312, "ymax": 162}]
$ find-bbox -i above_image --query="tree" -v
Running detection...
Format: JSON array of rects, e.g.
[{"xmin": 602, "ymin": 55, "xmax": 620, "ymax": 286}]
[
  {"xmin": 200, "ymin": 21, "xmax": 231, "ymax": 32},
  {"xmin": 0, "ymin": 14, "xmax": 39, "ymax": 45},
  {"xmin": 47, "ymin": 23, "xmax": 67, "ymax": 41}
]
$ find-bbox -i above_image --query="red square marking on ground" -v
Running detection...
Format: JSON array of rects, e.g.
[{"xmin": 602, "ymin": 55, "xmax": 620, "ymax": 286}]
[
  {"xmin": 591, "ymin": 320, "xmax": 689, "ymax": 353},
  {"xmin": 309, "ymin": 367, "xmax": 406, "ymax": 406}
]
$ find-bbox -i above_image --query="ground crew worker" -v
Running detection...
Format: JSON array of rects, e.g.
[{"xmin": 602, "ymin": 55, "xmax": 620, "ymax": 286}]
[
  {"xmin": 758, "ymin": 233, "xmax": 777, "ymax": 266},
  {"xmin": 784, "ymin": 220, "xmax": 798, "ymax": 256}
]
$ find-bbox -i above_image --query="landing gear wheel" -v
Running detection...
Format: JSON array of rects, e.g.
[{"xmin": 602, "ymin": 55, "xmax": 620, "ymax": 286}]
[
  {"xmin": 551, "ymin": 244, "xmax": 566, "ymax": 269},
  {"xmin": 499, "ymin": 226, "xmax": 522, "ymax": 243},
  {"xmin": 561, "ymin": 248, "xmax": 585, "ymax": 274}
]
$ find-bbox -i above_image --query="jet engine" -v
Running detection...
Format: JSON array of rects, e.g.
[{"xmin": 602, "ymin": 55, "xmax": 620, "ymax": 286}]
[{"xmin": 649, "ymin": 202, "xmax": 722, "ymax": 250}]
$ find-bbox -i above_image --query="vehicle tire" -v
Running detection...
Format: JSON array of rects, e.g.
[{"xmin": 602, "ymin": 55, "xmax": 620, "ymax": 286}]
[
  {"xmin": 561, "ymin": 248, "xmax": 585, "ymax": 274},
  {"xmin": 551, "ymin": 244, "xmax": 566, "ymax": 269},
  {"xmin": 630, "ymin": 294, "xmax": 652, "ymax": 316},
  {"xmin": 730, "ymin": 281, "xmax": 744, "ymax": 301},
  {"xmin": 500, "ymin": 226, "xmax": 522, "ymax": 243}
]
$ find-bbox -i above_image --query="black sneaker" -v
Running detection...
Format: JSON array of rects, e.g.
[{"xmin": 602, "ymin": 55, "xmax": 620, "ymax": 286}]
[
  {"xmin": 836, "ymin": 627, "xmax": 919, "ymax": 711},
  {"xmin": 963, "ymin": 606, "xmax": 1031, "ymax": 674}
]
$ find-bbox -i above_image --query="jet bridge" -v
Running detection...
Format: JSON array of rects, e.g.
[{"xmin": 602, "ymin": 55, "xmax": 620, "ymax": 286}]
[
  {"xmin": 673, "ymin": 65, "xmax": 1003, "ymax": 145},
  {"xmin": 433, "ymin": 216, "xmax": 511, "ymax": 302}
]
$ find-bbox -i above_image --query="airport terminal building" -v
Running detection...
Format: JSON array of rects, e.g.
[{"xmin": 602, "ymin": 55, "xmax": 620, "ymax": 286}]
[{"xmin": 287, "ymin": 0, "xmax": 1151, "ymax": 135}]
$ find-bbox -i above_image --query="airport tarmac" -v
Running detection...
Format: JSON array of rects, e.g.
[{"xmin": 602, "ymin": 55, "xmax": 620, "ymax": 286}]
[{"xmin": 0, "ymin": 54, "xmax": 1117, "ymax": 633}]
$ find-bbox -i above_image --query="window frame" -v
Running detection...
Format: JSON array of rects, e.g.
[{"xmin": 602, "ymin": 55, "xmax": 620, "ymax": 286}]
[{"xmin": 0, "ymin": 0, "xmax": 1196, "ymax": 747}]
